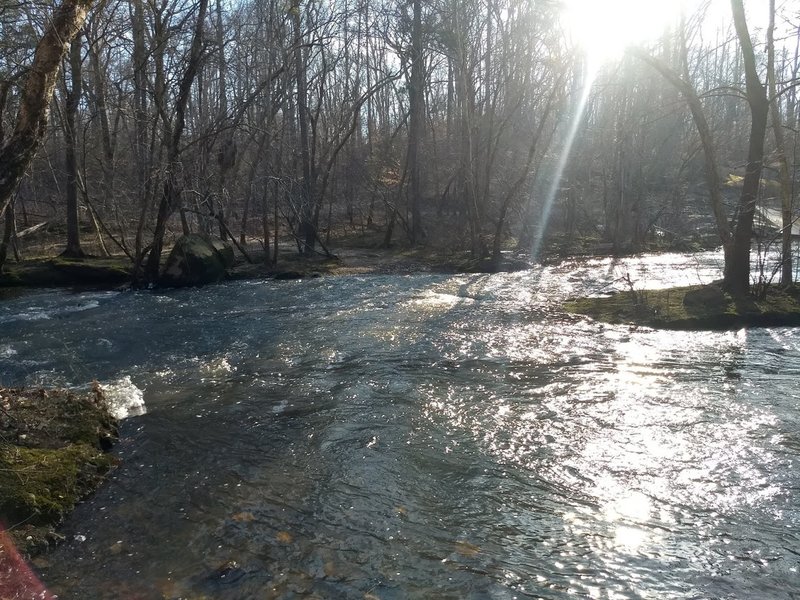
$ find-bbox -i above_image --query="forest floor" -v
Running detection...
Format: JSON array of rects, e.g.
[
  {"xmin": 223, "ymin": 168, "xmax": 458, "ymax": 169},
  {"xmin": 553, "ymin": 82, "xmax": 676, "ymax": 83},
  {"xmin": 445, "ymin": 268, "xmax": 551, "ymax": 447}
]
[{"xmin": 0, "ymin": 219, "xmax": 720, "ymax": 289}]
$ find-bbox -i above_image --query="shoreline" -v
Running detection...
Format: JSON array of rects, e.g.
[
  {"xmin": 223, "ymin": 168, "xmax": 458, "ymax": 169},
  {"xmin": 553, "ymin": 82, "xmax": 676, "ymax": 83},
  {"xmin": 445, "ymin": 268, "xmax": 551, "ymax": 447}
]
[
  {"xmin": 0, "ymin": 245, "xmax": 533, "ymax": 291},
  {"xmin": 6, "ymin": 245, "xmax": 800, "ymax": 331},
  {"xmin": 0, "ymin": 231, "xmax": 720, "ymax": 292}
]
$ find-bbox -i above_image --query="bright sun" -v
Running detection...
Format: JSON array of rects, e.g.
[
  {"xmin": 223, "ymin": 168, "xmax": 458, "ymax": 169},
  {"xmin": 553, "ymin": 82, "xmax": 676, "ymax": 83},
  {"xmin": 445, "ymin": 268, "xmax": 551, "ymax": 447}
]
[{"xmin": 560, "ymin": 0, "xmax": 725, "ymax": 67}]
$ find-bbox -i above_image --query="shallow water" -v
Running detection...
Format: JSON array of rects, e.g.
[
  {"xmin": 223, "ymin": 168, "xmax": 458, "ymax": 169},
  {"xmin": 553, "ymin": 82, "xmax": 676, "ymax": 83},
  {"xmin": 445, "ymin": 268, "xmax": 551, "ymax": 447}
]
[{"xmin": 2, "ymin": 251, "xmax": 800, "ymax": 599}]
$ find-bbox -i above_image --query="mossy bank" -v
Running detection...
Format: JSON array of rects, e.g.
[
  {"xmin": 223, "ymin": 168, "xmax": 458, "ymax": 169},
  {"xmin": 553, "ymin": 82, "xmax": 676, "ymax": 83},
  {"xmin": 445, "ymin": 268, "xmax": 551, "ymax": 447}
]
[
  {"xmin": 0, "ymin": 257, "xmax": 131, "ymax": 288},
  {"xmin": 0, "ymin": 386, "xmax": 118, "ymax": 556},
  {"xmin": 565, "ymin": 283, "xmax": 800, "ymax": 330}
]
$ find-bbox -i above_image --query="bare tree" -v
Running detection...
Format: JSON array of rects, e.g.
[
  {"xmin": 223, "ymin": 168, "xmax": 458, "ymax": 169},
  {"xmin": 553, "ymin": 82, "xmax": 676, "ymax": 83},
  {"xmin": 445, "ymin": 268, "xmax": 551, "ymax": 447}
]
[
  {"xmin": 0, "ymin": 0, "xmax": 93, "ymax": 271},
  {"xmin": 407, "ymin": 0, "xmax": 425, "ymax": 244},
  {"xmin": 726, "ymin": 0, "xmax": 769, "ymax": 294},
  {"xmin": 143, "ymin": 0, "xmax": 210, "ymax": 283},
  {"xmin": 632, "ymin": 0, "xmax": 769, "ymax": 293},
  {"xmin": 766, "ymin": 0, "xmax": 793, "ymax": 285}
]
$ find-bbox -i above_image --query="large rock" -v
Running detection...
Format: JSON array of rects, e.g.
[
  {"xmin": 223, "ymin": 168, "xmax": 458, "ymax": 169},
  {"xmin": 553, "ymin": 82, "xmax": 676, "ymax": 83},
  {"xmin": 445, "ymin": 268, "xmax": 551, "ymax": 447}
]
[
  {"xmin": 160, "ymin": 234, "xmax": 234, "ymax": 287},
  {"xmin": 683, "ymin": 284, "xmax": 727, "ymax": 309}
]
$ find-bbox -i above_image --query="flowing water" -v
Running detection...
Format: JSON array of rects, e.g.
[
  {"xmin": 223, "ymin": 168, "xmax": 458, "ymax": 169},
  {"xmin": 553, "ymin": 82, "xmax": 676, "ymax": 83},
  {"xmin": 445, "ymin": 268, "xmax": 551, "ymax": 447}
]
[{"xmin": 2, "ymin": 251, "xmax": 800, "ymax": 599}]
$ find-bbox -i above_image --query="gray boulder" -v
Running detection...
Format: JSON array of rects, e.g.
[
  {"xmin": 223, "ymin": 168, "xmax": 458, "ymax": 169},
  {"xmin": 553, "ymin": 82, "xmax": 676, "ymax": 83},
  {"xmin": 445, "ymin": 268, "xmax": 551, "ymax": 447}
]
[{"xmin": 160, "ymin": 234, "xmax": 235, "ymax": 287}]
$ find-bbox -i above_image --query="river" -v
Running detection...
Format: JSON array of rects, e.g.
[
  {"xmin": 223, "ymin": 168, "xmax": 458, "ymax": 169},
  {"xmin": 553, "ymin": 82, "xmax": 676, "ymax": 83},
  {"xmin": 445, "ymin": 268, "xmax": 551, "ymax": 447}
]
[{"xmin": 1, "ymin": 251, "xmax": 799, "ymax": 599}]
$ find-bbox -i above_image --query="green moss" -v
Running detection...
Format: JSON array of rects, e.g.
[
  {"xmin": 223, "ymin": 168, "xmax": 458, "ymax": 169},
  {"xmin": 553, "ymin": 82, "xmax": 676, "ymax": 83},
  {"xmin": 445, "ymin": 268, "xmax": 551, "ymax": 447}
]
[
  {"xmin": 0, "ymin": 387, "xmax": 119, "ymax": 555},
  {"xmin": 0, "ymin": 256, "xmax": 131, "ymax": 288},
  {"xmin": 49, "ymin": 257, "xmax": 131, "ymax": 284},
  {"xmin": 565, "ymin": 284, "xmax": 800, "ymax": 330},
  {"xmin": 0, "ymin": 443, "xmax": 114, "ymax": 526}
]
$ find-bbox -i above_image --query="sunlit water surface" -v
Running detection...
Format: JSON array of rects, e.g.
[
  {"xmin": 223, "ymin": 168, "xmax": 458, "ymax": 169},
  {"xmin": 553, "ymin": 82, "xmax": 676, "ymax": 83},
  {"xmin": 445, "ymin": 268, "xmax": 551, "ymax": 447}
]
[{"xmin": 2, "ymin": 251, "xmax": 800, "ymax": 599}]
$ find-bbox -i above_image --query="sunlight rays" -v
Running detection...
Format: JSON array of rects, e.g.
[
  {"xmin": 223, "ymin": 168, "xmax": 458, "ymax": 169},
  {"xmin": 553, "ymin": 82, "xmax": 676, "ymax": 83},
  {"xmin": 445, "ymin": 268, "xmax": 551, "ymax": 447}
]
[
  {"xmin": 528, "ymin": 0, "xmax": 740, "ymax": 263},
  {"xmin": 529, "ymin": 63, "xmax": 594, "ymax": 261},
  {"xmin": 530, "ymin": 0, "xmax": 680, "ymax": 263}
]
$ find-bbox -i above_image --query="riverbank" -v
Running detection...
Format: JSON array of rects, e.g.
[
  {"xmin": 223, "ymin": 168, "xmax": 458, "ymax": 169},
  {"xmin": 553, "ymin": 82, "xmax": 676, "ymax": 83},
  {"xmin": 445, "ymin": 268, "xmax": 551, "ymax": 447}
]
[
  {"xmin": 0, "ymin": 386, "xmax": 118, "ymax": 557},
  {"xmin": 0, "ymin": 225, "xmax": 720, "ymax": 290},
  {"xmin": 0, "ymin": 256, "xmax": 132, "ymax": 289},
  {"xmin": 565, "ymin": 282, "xmax": 800, "ymax": 329},
  {"xmin": 0, "ymin": 242, "xmax": 532, "ymax": 290}
]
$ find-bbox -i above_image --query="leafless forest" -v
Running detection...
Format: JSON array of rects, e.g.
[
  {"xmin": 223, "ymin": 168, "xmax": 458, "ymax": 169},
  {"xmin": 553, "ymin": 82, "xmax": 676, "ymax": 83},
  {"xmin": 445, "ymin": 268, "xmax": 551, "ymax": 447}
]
[{"xmin": 0, "ymin": 0, "xmax": 798, "ymax": 288}]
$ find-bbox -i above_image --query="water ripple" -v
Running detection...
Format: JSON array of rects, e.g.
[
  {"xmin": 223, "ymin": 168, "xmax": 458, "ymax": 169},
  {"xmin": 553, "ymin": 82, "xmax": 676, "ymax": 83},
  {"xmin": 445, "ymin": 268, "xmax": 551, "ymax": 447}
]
[{"xmin": 1, "ymin": 251, "xmax": 799, "ymax": 598}]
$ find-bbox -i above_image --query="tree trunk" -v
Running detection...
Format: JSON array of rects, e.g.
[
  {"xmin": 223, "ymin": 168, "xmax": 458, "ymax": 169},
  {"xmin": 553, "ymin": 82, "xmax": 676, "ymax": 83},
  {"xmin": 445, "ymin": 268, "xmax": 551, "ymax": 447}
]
[
  {"xmin": 292, "ymin": 1, "xmax": 314, "ymax": 255},
  {"xmin": 408, "ymin": 0, "xmax": 425, "ymax": 244},
  {"xmin": 491, "ymin": 79, "xmax": 561, "ymax": 262},
  {"xmin": 0, "ymin": 202, "xmax": 14, "ymax": 272},
  {"xmin": 62, "ymin": 36, "xmax": 86, "ymax": 258},
  {"xmin": 86, "ymin": 25, "xmax": 117, "ymax": 215},
  {"xmin": 0, "ymin": 0, "xmax": 93, "ymax": 272},
  {"xmin": 454, "ymin": 37, "xmax": 483, "ymax": 256},
  {"xmin": 631, "ymin": 47, "xmax": 731, "ymax": 250},
  {"xmin": 215, "ymin": 0, "xmax": 230, "ymax": 242},
  {"xmin": 131, "ymin": 0, "xmax": 150, "ymax": 268},
  {"xmin": 725, "ymin": 0, "xmax": 770, "ymax": 294},
  {"xmin": 767, "ymin": 0, "xmax": 793, "ymax": 285}
]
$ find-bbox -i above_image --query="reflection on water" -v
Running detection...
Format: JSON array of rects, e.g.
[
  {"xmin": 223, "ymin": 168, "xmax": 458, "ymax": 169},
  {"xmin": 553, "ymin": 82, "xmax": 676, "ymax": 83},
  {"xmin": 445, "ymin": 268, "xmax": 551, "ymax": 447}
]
[{"xmin": 1, "ymin": 251, "xmax": 800, "ymax": 598}]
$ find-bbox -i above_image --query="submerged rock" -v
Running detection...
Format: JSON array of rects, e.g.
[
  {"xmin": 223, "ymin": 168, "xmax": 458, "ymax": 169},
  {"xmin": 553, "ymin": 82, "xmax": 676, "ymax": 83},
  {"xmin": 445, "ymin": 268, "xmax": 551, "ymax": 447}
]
[{"xmin": 160, "ymin": 234, "xmax": 235, "ymax": 287}]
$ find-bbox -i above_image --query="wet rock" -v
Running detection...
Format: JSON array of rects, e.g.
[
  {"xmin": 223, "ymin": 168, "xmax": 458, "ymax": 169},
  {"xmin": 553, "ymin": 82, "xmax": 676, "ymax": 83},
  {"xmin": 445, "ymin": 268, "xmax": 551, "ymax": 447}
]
[
  {"xmin": 108, "ymin": 540, "xmax": 126, "ymax": 555},
  {"xmin": 210, "ymin": 559, "xmax": 244, "ymax": 584},
  {"xmin": 160, "ymin": 234, "xmax": 234, "ymax": 287},
  {"xmin": 0, "ymin": 385, "xmax": 118, "ymax": 451},
  {"xmin": 273, "ymin": 271, "xmax": 305, "ymax": 280},
  {"xmin": 276, "ymin": 530, "xmax": 294, "ymax": 544}
]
